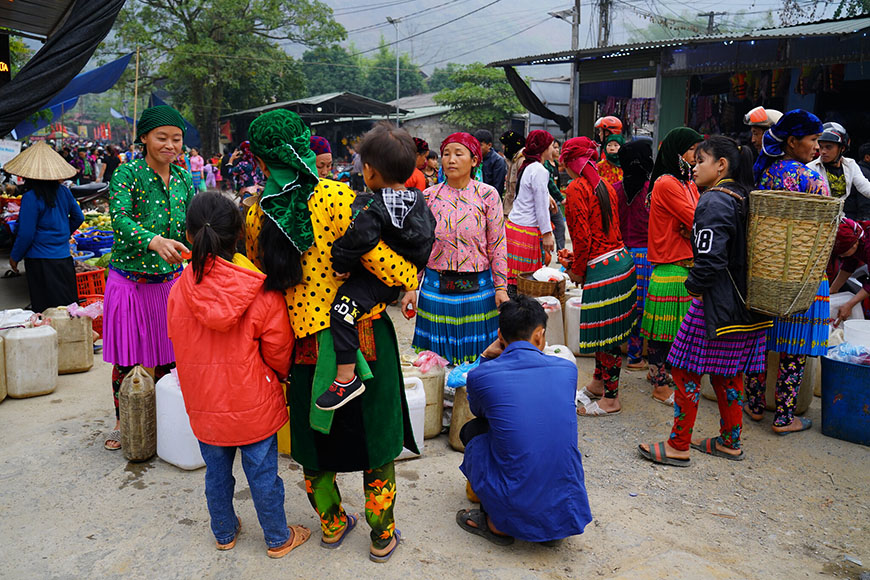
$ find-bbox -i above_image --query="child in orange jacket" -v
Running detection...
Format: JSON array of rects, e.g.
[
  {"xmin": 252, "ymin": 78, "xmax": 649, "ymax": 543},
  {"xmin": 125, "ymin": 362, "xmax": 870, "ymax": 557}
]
[{"xmin": 167, "ymin": 192, "xmax": 309, "ymax": 558}]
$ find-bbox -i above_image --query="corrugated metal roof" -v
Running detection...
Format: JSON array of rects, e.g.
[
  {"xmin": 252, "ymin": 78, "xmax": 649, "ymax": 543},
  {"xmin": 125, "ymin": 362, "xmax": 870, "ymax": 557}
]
[
  {"xmin": 488, "ymin": 15, "xmax": 870, "ymax": 68},
  {"xmin": 0, "ymin": 0, "xmax": 76, "ymax": 38},
  {"xmin": 222, "ymin": 92, "xmax": 406, "ymax": 119}
]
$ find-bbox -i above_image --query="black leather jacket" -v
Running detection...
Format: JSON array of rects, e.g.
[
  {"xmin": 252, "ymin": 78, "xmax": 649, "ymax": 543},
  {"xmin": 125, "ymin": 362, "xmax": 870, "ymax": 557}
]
[{"xmin": 685, "ymin": 181, "xmax": 772, "ymax": 339}]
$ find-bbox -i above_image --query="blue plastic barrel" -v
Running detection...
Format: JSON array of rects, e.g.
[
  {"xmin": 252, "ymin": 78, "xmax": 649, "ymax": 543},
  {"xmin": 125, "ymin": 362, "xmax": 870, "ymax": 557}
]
[{"xmin": 820, "ymin": 355, "xmax": 870, "ymax": 447}]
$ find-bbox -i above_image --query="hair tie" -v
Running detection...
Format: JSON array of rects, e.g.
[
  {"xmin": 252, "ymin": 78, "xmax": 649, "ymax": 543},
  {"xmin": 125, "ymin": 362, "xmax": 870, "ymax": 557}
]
[{"xmin": 204, "ymin": 222, "xmax": 211, "ymax": 228}]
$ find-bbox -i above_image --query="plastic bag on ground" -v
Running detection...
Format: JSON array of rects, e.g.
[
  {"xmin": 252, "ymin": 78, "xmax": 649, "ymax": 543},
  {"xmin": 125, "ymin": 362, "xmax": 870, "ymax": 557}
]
[{"xmin": 447, "ymin": 358, "xmax": 481, "ymax": 389}]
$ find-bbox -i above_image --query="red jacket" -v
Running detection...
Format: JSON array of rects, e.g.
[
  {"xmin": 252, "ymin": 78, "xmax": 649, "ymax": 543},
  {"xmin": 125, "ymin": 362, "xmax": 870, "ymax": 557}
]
[
  {"xmin": 565, "ymin": 177, "xmax": 624, "ymax": 275},
  {"xmin": 647, "ymin": 174, "xmax": 699, "ymax": 265},
  {"xmin": 167, "ymin": 254, "xmax": 293, "ymax": 446}
]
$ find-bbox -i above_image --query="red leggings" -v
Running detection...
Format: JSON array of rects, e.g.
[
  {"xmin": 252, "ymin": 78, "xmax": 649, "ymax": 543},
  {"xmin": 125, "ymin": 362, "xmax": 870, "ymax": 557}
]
[{"xmin": 668, "ymin": 368, "xmax": 744, "ymax": 452}]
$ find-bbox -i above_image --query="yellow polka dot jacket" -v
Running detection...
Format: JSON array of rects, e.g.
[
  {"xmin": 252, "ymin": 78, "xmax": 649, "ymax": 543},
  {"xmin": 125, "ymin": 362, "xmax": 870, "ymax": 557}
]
[
  {"xmin": 246, "ymin": 179, "xmax": 419, "ymax": 339},
  {"xmin": 108, "ymin": 159, "xmax": 195, "ymax": 275}
]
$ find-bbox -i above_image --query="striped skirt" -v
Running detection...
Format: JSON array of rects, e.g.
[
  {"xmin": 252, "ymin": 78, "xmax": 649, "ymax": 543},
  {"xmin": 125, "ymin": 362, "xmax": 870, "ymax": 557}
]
[
  {"xmin": 103, "ymin": 269, "xmax": 176, "ymax": 367},
  {"xmin": 577, "ymin": 248, "xmax": 637, "ymax": 353},
  {"xmin": 641, "ymin": 264, "xmax": 692, "ymax": 343},
  {"xmin": 667, "ymin": 299, "xmax": 768, "ymax": 376},
  {"xmin": 412, "ymin": 268, "xmax": 499, "ymax": 365},
  {"xmin": 767, "ymin": 278, "xmax": 830, "ymax": 356},
  {"xmin": 505, "ymin": 221, "xmax": 543, "ymax": 285},
  {"xmin": 629, "ymin": 247, "xmax": 652, "ymax": 316}
]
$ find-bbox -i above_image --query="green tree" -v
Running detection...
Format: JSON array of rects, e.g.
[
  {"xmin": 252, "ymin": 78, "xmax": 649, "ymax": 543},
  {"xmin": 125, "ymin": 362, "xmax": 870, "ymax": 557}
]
[
  {"xmin": 106, "ymin": 0, "xmax": 344, "ymax": 155},
  {"xmin": 426, "ymin": 63, "xmax": 461, "ymax": 93},
  {"xmin": 9, "ymin": 35, "xmax": 33, "ymax": 77},
  {"xmin": 360, "ymin": 42, "xmax": 424, "ymax": 103},
  {"xmin": 834, "ymin": 0, "xmax": 870, "ymax": 17},
  {"xmin": 301, "ymin": 45, "xmax": 364, "ymax": 97},
  {"xmin": 433, "ymin": 63, "xmax": 522, "ymax": 134}
]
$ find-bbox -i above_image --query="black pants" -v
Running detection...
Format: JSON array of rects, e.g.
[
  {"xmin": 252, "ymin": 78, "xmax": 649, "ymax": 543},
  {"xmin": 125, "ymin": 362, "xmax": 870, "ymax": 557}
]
[
  {"xmin": 350, "ymin": 173, "xmax": 365, "ymax": 192},
  {"xmin": 25, "ymin": 257, "xmax": 78, "ymax": 312},
  {"xmin": 459, "ymin": 417, "xmax": 490, "ymax": 446},
  {"xmin": 330, "ymin": 269, "xmax": 400, "ymax": 365}
]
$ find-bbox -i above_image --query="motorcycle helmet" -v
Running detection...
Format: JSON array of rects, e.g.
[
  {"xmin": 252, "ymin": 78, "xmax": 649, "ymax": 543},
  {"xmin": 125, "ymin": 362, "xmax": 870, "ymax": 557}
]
[
  {"xmin": 819, "ymin": 121, "xmax": 849, "ymax": 146},
  {"xmin": 743, "ymin": 106, "xmax": 783, "ymax": 128}
]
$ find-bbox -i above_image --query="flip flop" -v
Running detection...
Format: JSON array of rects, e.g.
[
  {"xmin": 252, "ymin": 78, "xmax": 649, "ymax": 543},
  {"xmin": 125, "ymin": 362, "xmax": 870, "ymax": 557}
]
[
  {"xmin": 637, "ymin": 441, "xmax": 691, "ymax": 467},
  {"xmin": 576, "ymin": 387, "xmax": 602, "ymax": 403},
  {"xmin": 104, "ymin": 429, "xmax": 121, "ymax": 451},
  {"xmin": 652, "ymin": 392, "xmax": 675, "ymax": 406},
  {"xmin": 626, "ymin": 359, "xmax": 648, "ymax": 371},
  {"xmin": 369, "ymin": 529, "xmax": 403, "ymax": 562},
  {"xmin": 577, "ymin": 401, "xmax": 622, "ymax": 417},
  {"xmin": 456, "ymin": 509, "xmax": 514, "ymax": 546},
  {"xmin": 742, "ymin": 404, "xmax": 763, "ymax": 422},
  {"xmin": 216, "ymin": 517, "xmax": 242, "ymax": 550},
  {"xmin": 773, "ymin": 416, "xmax": 812, "ymax": 436},
  {"xmin": 320, "ymin": 512, "xmax": 358, "ymax": 549},
  {"xmin": 267, "ymin": 525, "xmax": 311, "ymax": 559},
  {"xmin": 690, "ymin": 437, "xmax": 745, "ymax": 461}
]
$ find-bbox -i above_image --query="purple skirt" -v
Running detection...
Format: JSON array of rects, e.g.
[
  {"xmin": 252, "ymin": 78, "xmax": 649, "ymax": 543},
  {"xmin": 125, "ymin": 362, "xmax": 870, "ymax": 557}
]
[
  {"xmin": 667, "ymin": 298, "xmax": 767, "ymax": 377},
  {"xmin": 103, "ymin": 269, "xmax": 176, "ymax": 367}
]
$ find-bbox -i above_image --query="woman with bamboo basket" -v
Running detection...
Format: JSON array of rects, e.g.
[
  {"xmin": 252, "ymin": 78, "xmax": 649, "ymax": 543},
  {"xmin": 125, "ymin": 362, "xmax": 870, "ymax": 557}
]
[
  {"xmin": 640, "ymin": 127, "xmax": 704, "ymax": 405},
  {"xmin": 743, "ymin": 110, "xmax": 830, "ymax": 435}
]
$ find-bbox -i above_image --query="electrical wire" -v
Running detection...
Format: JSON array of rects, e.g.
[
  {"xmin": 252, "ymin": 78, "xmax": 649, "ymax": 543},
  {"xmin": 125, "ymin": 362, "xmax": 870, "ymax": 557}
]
[
  {"xmin": 345, "ymin": 0, "xmax": 466, "ymax": 34},
  {"xmin": 424, "ymin": 16, "xmax": 553, "ymax": 66}
]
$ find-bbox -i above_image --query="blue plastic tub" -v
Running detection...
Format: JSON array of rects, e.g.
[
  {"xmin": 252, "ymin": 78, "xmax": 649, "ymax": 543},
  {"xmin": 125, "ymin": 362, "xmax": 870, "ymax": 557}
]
[
  {"xmin": 73, "ymin": 251, "xmax": 95, "ymax": 261},
  {"xmin": 74, "ymin": 229, "xmax": 114, "ymax": 253},
  {"xmin": 820, "ymin": 355, "xmax": 870, "ymax": 447}
]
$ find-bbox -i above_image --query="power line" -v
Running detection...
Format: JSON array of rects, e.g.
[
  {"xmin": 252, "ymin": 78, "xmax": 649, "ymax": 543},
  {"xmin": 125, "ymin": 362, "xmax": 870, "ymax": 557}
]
[
  {"xmin": 350, "ymin": 0, "xmax": 505, "ymax": 57},
  {"xmin": 424, "ymin": 16, "xmax": 553, "ymax": 66},
  {"xmin": 346, "ymin": 0, "xmax": 466, "ymax": 34}
]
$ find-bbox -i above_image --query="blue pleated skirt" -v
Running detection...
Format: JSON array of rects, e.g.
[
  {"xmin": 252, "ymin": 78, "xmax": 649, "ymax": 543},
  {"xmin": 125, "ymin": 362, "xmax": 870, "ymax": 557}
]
[{"xmin": 766, "ymin": 278, "xmax": 830, "ymax": 356}]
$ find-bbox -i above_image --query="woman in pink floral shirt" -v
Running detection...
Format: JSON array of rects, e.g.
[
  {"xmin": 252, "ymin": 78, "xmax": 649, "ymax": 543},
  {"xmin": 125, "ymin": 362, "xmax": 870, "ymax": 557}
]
[{"xmin": 411, "ymin": 132, "xmax": 508, "ymax": 364}]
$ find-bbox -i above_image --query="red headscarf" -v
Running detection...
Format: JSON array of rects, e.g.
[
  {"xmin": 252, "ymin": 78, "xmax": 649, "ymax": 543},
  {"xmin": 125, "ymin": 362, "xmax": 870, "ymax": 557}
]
[
  {"xmin": 440, "ymin": 132, "xmax": 482, "ymax": 167},
  {"xmin": 518, "ymin": 130, "xmax": 555, "ymax": 182},
  {"xmin": 833, "ymin": 217, "xmax": 865, "ymax": 257},
  {"xmin": 560, "ymin": 137, "xmax": 601, "ymax": 189}
]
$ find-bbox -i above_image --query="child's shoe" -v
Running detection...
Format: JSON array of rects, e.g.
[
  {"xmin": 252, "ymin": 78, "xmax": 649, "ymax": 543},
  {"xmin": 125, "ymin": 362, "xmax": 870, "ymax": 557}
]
[{"xmin": 316, "ymin": 376, "xmax": 366, "ymax": 411}]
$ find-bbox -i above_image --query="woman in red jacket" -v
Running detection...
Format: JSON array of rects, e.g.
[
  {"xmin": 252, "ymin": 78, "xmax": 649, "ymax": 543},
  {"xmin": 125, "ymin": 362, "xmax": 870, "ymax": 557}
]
[
  {"xmin": 640, "ymin": 127, "xmax": 704, "ymax": 405},
  {"xmin": 560, "ymin": 137, "xmax": 637, "ymax": 416},
  {"xmin": 167, "ymin": 193, "xmax": 310, "ymax": 559}
]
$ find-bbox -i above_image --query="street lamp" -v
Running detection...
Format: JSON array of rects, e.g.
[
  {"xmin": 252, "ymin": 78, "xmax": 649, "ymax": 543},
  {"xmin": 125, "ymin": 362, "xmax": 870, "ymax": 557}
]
[{"xmin": 386, "ymin": 16, "xmax": 401, "ymax": 126}]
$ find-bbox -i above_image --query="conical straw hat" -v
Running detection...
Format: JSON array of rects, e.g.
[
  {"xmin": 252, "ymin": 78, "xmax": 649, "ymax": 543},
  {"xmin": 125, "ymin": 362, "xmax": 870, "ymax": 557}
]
[{"xmin": 3, "ymin": 141, "xmax": 77, "ymax": 180}]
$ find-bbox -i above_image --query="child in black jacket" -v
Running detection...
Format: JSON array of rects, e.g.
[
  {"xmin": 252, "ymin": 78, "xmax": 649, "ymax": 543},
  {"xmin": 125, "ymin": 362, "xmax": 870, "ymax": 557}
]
[{"xmin": 317, "ymin": 123, "xmax": 436, "ymax": 411}]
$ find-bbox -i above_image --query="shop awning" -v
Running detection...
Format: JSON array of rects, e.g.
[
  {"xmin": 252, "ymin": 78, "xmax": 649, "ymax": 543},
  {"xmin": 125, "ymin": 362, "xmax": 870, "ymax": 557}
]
[
  {"xmin": 221, "ymin": 92, "xmax": 407, "ymax": 123},
  {"xmin": 0, "ymin": 0, "xmax": 76, "ymax": 39}
]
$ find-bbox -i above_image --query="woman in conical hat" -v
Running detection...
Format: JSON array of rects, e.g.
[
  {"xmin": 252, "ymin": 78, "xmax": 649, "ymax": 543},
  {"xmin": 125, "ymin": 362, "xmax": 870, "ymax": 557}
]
[{"xmin": 5, "ymin": 141, "xmax": 83, "ymax": 312}]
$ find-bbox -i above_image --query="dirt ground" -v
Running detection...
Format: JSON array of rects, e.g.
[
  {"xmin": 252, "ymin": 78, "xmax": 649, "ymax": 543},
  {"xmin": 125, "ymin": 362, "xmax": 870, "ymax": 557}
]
[{"xmin": 0, "ymin": 246, "xmax": 868, "ymax": 579}]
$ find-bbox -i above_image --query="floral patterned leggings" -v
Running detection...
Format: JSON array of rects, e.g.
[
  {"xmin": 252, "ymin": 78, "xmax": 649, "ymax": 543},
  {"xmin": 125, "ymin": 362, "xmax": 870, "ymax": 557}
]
[
  {"xmin": 669, "ymin": 368, "xmax": 744, "ymax": 452},
  {"xmin": 303, "ymin": 461, "xmax": 396, "ymax": 550},
  {"xmin": 744, "ymin": 353, "xmax": 806, "ymax": 427},
  {"xmin": 647, "ymin": 340, "xmax": 673, "ymax": 387},
  {"xmin": 111, "ymin": 363, "xmax": 174, "ymax": 420},
  {"xmin": 593, "ymin": 348, "xmax": 623, "ymax": 398}
]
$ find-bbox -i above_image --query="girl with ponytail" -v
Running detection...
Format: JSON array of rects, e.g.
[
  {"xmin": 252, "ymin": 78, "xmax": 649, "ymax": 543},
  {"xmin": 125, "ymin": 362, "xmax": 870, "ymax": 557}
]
[
  {"xmin": 639, "ymin": 135, "xmax": 772, "ymax": 467},
  {"xmin": 167, "ymin": 192, "xmax": 311, "ymax": 557},
  {"xmin": 559, "ymin": 137, "xmax": 638, "ymax": 417}
]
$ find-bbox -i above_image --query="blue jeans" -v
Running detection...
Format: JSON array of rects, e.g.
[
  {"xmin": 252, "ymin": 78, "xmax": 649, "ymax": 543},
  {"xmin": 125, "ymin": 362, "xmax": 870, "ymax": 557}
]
[{"xmin": 198, "ymin": 434, "xmax": 290, "ymax": 548}]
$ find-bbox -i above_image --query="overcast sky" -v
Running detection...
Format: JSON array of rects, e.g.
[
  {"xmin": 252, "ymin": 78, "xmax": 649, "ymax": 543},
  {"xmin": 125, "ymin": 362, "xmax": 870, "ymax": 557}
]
[{"xmin": 316, "ymin": 0, "xmax": 837, "ymax": 76}]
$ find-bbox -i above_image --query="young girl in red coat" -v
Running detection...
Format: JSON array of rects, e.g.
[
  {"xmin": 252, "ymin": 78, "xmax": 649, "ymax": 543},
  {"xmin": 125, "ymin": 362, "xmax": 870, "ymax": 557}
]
[{"xmin": 167, "ymin": 192, "xmax": 310, "ymax": 558}]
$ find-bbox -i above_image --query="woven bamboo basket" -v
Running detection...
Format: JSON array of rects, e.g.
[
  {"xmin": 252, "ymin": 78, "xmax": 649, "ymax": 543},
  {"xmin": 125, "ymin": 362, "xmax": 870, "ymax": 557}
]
[
  {"xmin": 517, "ymin": 271, "xmax": 566, "ymax": 301},
  {"xmin": 746, "ymin": 190, "xmax": 843, "ymax": 317}
]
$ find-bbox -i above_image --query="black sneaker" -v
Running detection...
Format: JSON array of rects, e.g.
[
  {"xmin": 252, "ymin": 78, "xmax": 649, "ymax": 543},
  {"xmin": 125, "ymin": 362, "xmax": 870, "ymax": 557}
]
[{"xmin": 315, "ymin": 376, "xmax": 366, "ymax": 411}]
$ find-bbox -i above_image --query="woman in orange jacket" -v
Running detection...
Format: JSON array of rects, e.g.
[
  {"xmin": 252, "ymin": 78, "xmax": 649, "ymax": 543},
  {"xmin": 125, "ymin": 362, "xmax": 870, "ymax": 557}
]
[
  {"xmin": 167, "ymin": 192, "xmax": 310, "ymax": 559},
  {"xmin": 640, "ymin": 127, "xmax": 704, "ymax": 405}
]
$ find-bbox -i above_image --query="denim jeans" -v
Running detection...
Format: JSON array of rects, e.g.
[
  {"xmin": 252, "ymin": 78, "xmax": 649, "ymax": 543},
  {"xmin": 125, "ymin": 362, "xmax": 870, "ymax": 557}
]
[{"xmin": 198, "ymin": 434, "xmax": 290, "ymax": 548}]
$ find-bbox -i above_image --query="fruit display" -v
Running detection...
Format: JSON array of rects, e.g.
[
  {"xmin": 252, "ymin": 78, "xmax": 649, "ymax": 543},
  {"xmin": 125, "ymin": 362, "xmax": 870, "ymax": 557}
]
[{"xmin": 82, "ymin": 212, "xmax": 112, "ymax": 231}]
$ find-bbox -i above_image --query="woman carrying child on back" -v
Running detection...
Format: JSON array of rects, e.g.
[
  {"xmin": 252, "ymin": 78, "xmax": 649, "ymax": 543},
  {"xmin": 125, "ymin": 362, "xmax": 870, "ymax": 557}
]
[
  {"xmin": 638, "ymin": 136, "xmax": 771, "ymax": 467},
  {"xmin": 167, "ymin": 192, "xmax": 310, "ymax": 558}
]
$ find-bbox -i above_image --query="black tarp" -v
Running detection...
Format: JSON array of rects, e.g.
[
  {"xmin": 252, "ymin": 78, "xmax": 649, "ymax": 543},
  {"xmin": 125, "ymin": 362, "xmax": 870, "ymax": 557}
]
[
  {"xmin": 0, "ymin": 0, "xmax": 127, "ymax": 137},
  {"xmin": 503, "ymin": 66, "xmax": 572, "ymax": 134}
]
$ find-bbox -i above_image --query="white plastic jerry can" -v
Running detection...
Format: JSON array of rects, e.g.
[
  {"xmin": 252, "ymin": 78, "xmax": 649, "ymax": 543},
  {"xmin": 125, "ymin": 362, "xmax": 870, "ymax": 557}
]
[
  {"xmin": 396, "ymin": 377, "xmax": 425, "ymax": 461},
  {"xmin": 1, "ymin": 326, "xmax": 58, "ymax": 398},
  {"xmin": 156, "ymin": 371, "xmax": 205, "ymax": 470}
]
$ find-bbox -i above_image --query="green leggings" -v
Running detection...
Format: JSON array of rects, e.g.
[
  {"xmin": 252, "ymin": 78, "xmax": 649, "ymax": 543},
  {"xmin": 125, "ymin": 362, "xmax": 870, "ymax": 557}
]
[{"xmin": 303, "ymin": 461, "xmax": 396, "ymax": 550}]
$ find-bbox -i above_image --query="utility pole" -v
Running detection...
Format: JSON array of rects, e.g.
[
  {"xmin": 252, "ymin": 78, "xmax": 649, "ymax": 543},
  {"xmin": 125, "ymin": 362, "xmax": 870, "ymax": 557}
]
[
  {"xmin": 386, "ymin": 16, "xmax": 401, "ymax": 127},
  {"xmin": 549, "ymin": 1, "xmax": 581, "ymax": 136},
  {"xmin": 697, "ymin": 11, "xmax": 726, "ymax": 34},
  {"xmin": 597, "ymin": 0, "xmax": 611, "ymax": 48}
]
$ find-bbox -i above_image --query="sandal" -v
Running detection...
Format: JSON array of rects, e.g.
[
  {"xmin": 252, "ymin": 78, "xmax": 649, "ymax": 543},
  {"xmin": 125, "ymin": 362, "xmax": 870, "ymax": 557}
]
[
  {"xmin": 577, "ymin": 401, "xmax": 621, "ymax": 417},
  {"xmin": 456, "ymin": 509, "xmax": 514, "ymax": 546},
  {"xmin": 267, "ymin": 525, "xmax": 310, "ymax": 559},
  {"xmin": 104, "ymin": 430, "xmax": 121, "ymax": 451},
  {"xmin": 690, "ymin": 437, "xmax": 745, "ymax": 461},
  {"xmin": 652, "ymin": 392, "xmax": 674, "ymax": 406},
  {"xmin": 742, "ymin": 404, "xmax": 763, "ymax": 422},
  {"xmin": 320, "ymin": 512, "xmax": 358, "ymax": 549},
  {"xmin": 370, "ymin": 529, "xmax": 403, "ymax": 562},
  {"xmin": 626, "ymin": 359, "xmax": 648, "ymax": 371},
  {"xmin": 772, "ymin": 416, "xmax": 812, "ymax": 436},
  {"xmin": 637, "ymin": 441, "xmax": 691, "ymax": 467},
  {"xmin": 576, "ymin": 387, "xmax": 602, "ymax": 404},
  {"xmin": 216, "ymin": 517, "xmax": 241, "ymax": 550},
  {"xmin": 3, "ymin": 270, "xmax": 21, "ymax": 278}
]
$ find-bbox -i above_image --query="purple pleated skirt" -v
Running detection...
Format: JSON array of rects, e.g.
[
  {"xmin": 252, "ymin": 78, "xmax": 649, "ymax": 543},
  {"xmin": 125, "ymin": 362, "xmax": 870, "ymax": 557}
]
[{"xmin": 103, "ymin": 269, "xmax": 176, "ymax": 367}]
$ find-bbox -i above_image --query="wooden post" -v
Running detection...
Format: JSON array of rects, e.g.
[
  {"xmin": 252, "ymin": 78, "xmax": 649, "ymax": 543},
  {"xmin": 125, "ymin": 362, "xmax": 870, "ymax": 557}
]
[{"xmin": 132, "ymin": 47, "xmax": 140, "ymax": 138}]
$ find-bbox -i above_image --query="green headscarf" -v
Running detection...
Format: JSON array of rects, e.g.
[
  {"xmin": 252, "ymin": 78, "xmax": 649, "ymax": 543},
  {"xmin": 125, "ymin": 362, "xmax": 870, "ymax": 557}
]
[
  {"xmin": 650, "ymin": 127, "xmax": 703, "ymax": 186},
  {"xmin": 603, "ymin": 134, "xmax": 625, "ymax": 166},
  {"xmin": 135, "ymin": 105, "xmax": 186, "ymax": 143},
  {"xmin": 247, "ymin": 110, "xmax": 320, "ymax": 253}
]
